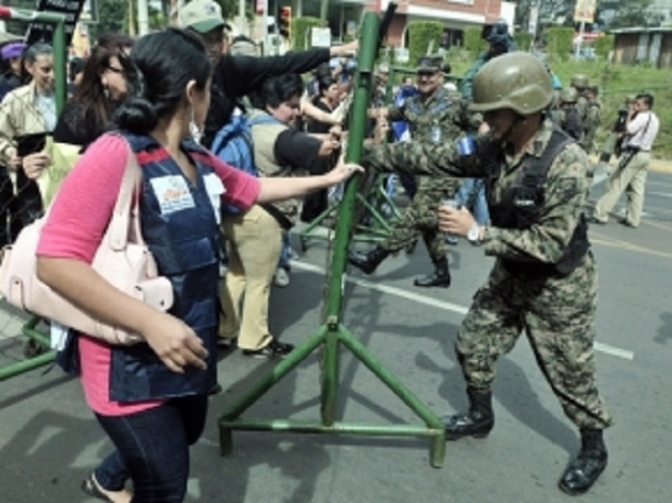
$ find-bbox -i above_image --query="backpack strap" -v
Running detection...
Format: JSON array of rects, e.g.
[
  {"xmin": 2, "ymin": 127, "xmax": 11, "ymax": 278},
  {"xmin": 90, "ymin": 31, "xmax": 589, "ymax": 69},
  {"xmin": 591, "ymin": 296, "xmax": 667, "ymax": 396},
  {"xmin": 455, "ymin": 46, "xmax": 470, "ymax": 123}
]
[{"xmin": 521, "ymin": 128, "xmax": 574, "ymax": 192}]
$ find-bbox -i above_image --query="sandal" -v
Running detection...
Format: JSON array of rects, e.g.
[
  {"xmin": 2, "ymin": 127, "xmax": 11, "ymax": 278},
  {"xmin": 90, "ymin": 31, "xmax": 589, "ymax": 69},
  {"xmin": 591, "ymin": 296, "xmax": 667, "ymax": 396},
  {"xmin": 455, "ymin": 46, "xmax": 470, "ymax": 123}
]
[{"xmin": 80, "ymin": 472, "xmax": 113, "ymax": 502}]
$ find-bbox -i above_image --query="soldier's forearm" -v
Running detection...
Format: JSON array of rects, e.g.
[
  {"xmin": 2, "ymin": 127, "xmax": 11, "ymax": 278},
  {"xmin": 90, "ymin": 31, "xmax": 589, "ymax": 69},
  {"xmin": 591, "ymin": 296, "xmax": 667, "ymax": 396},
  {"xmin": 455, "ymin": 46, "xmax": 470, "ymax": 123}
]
[{"xmin": 362, "ymin": 135, "xmax": 492, "ymax": 178}]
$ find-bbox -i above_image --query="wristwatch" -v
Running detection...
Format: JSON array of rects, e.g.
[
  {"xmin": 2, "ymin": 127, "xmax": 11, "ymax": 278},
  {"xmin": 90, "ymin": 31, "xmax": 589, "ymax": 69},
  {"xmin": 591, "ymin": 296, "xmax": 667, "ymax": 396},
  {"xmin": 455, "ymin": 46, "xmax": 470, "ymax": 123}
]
[{"xmin": 467, "ymin": 223, "xmax": 481, "ymax": 243}]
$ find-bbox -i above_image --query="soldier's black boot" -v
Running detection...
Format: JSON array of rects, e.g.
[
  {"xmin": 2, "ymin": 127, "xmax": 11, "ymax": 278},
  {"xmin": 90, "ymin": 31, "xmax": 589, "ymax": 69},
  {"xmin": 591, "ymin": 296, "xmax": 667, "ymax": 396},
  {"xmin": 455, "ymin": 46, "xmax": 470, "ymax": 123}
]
[
  {"xmin": 559, "ymin": 429, "xmax": 608, "ymax": 495},
  {"xmin": 414, "ymin": 257, "xmax": 451, "ymax": 288},
  {"xmin": 347, "ymin": 246, "xmax": 390, "ymax": 275},
  {"xmin": 443, "ymin": 388, "xmax": 494, "ymax": 440}
]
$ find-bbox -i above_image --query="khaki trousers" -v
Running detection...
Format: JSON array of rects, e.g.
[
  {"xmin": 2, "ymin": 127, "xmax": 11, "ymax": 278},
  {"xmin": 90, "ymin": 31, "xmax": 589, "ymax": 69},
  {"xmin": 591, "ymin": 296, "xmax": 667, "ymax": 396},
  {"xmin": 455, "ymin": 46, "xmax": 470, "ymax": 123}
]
[
  {"xmin": 220, "ymin": 205, "xmax": 283, "ymax": 350},
  {"xmin": 594, "ymin": 151, "xmax": 649, "ymax": 227}
]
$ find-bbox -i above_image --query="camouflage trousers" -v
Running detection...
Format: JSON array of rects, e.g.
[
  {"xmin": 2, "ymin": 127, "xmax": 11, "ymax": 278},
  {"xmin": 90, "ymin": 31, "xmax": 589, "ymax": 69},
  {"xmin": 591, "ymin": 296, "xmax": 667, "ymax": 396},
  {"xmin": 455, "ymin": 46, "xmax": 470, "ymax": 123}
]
[
  {"xmin": 455, "ymin": 252, "xmax": 613, "ymax": 430},
  {"xmin": 382, "ymin": 187, "xmax": 449, "ymax": 263}
]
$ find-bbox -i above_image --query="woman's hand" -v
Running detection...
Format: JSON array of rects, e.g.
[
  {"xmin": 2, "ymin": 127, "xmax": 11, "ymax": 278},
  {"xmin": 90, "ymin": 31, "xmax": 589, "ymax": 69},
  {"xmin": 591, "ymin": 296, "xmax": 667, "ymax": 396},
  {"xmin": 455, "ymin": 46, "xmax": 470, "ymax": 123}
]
[
  {"xmin": 6, "ymin": 147, "xmax": 21, "ymax": 172},
  {"xmin": 437, "ymin": 206, "xmax": 476, "ymax": 237},
  {"xmin": 326, "ymin": 162, "xmax": 363, "ymax": 185},
  {"xmin": 22, "ymin": 152, "xmax": 51, "ymax": 179},
  {"xmin": 142, "ymin": 312, "xmax": 209, "ymax": 374},
  {"xmin": 332, "ymin": 40, "xmax": 358, "ymax": 57}
]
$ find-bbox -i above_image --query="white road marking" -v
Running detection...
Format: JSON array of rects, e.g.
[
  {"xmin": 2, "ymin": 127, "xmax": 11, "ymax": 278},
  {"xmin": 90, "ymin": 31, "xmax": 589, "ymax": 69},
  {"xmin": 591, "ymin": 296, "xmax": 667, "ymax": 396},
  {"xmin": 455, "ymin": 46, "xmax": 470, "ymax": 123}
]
[
  {"xmin": 291, "ymin": 260, "xmax": 634, "ymax": 361},
  {"xmin": 648, "ymin": 191, "xmax": 672, "ymax": 199}
]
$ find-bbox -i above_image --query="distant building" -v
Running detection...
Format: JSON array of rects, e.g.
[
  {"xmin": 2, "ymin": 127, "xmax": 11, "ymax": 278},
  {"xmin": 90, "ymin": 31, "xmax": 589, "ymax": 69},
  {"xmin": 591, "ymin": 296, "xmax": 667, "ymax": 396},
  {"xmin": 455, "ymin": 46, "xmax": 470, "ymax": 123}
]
[
  {"xmin": 280, "ymin": 0, "xmax": 514, "ymax": 47},
  {"xmin": 611, "ymin": 26, "xmax": 672, "ymax": 68}
]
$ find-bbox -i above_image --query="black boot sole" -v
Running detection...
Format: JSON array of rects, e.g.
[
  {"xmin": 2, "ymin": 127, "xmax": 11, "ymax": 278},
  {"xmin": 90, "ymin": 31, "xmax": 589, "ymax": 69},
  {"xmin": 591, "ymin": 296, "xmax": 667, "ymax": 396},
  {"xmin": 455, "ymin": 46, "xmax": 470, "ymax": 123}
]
[
  {"xmin": 414, "ymin": 281, "xmax": 451, "ymax": 288},
  {"xmin": 446, "ymin": 429, "xmax": 491, "ymax": 441}
]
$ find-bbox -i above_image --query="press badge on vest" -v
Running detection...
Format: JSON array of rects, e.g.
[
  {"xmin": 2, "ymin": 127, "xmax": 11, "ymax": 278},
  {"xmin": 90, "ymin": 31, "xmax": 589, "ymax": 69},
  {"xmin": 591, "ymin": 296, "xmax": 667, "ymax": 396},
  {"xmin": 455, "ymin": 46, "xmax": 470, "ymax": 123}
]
[
  {"xmin": 150, "ymin": 175, "xmax": 195, "ymax": 215},
  {"xmin": 203, "ymin": 173, "xmax": 225, "ymax": 224}
]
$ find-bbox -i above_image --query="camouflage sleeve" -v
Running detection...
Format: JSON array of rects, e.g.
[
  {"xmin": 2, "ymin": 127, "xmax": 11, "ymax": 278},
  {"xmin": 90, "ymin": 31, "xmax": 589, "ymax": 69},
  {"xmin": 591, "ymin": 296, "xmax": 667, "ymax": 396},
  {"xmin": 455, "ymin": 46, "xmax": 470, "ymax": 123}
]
[
  {"xmin": 386, "ymin": 104, "xmax": 404, "ymax": 122},
  {"xmin": 361, "ymin": 134, "xmax": 493, "ymax": 178},
  {"xmin": 482, "ymin": 143, "xmax": 589, "ymax": 263},
  {"xmin": 459, "ymin": 53, "xmax": 487, "ymax": 101}
]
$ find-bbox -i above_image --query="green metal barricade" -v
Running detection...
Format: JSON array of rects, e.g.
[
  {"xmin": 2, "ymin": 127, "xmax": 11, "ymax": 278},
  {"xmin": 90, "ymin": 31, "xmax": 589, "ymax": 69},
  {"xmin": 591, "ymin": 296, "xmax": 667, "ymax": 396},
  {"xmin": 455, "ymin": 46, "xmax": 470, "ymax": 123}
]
[
  {"xmin": 0, "ymin": 6, "xmax": 67, "ymax": 381},
  {"xmin": 219, "ymin": 7, "xmax": 446, "ymax": 468}
]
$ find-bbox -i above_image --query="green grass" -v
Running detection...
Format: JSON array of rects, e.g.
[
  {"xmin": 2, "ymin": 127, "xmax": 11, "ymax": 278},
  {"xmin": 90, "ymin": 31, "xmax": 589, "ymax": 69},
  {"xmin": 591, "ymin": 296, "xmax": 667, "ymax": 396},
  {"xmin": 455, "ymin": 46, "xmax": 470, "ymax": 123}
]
[{"xmin": 448, "ymin": 53, "xmax": 672, "ymax": 159}]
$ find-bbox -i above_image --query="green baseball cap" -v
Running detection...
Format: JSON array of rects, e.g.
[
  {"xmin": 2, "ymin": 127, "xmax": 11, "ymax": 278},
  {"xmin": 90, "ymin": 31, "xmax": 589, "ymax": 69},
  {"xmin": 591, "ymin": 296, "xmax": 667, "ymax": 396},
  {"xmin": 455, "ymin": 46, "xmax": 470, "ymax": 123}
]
[{"xmin": 178, "ymin": 0, "xmax": 230, "ymax": 34}]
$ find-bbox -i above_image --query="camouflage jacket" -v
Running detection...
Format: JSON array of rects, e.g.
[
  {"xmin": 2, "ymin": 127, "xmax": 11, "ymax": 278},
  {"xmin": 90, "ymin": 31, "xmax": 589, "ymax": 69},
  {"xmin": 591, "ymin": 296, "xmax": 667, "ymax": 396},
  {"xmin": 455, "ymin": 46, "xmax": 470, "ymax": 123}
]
[
  {"xmin": 362, "ymin": 119, "xmax": 590, "ymax": 265},
  {"xmin": 386, "ymin": 86, "xmax": 477, "ymax": 194}
]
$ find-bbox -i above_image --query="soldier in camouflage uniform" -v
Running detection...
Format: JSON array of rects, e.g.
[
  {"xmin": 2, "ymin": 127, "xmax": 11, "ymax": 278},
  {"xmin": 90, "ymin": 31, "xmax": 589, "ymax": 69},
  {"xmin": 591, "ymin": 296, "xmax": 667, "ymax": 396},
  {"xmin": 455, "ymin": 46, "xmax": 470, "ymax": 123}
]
[
  {"xmin": 570, "ymin": 73, "xmax": 590, "ymax": 121},
  {"xmin": 361, "ymin": 52, "xmax": 612, "ymax": 496},
  {"xmin": 348, "ymin": 55, "xmax": 473, "ymax": 288},
  {"xmin": 551, "ymin": 87, "xmax": 584, "ymax": 141},
  {"xmin": 580, "ymin": 84, "xmax": 601, "ymax": 153}
]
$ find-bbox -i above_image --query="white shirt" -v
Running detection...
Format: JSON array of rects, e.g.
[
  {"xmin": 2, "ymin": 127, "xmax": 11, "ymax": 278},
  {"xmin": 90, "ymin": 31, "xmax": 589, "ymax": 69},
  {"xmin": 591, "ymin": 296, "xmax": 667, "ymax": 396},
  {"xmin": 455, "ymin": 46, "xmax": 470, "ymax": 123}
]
[{"xmin": 626, "ymin": 111, "xmax": 659, "ymax": 151}]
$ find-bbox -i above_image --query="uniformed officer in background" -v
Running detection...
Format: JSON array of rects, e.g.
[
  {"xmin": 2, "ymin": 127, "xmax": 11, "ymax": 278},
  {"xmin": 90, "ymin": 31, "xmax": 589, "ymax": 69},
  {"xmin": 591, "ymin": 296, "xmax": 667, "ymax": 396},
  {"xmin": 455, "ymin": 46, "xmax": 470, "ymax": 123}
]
[
  {"xmin": 360, "ymin": 52, "xmax": 613, "ymax": 496},
  {"xmin": 580, "ymin": 84, "xmax": 601, "ymax": 153},
  {"xmin": 348, "ymin": 55, "xmax": 474, "ymax": 288}
]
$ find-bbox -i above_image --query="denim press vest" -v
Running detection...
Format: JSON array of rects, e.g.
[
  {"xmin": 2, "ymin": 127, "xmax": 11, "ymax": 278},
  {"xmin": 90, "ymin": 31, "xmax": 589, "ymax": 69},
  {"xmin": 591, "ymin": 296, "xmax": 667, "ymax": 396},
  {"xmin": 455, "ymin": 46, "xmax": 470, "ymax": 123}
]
[{"xmin": 109, "ymin": 132, "xmax": 224, "ymax": 402}]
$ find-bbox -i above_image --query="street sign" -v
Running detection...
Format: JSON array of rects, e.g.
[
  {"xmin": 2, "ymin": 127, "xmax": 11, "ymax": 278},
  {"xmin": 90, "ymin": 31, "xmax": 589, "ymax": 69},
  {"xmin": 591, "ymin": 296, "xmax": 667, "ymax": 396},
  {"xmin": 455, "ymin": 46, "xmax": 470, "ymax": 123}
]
[
  {"xmin": 26, "ymin": 0, "xmax": 87, "ymax": 46},
  {"xmin": 574, "ymin": 0, "xmax": 597, "ymax": 24},
  {"xmin": 311, "ymin": 27, "xmax": 331, "ymax": 48}
]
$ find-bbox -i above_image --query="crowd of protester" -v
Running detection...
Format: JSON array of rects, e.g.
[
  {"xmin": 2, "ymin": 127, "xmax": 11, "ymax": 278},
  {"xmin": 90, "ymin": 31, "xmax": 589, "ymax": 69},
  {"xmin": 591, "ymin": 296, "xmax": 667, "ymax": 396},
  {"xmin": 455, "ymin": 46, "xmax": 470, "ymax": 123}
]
[{"xmin": 0, "ymin": 2, "xmax": 660, "ymax": 500}]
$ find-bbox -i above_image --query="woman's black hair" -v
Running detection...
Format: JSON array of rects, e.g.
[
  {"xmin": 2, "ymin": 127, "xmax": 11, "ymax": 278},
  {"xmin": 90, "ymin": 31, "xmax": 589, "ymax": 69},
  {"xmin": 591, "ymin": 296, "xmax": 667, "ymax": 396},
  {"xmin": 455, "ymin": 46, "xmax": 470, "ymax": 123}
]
[
  {"xmin": 251, "ymin": 73, "xmax": 304, "ymax": 110},
  {"xmin": 114, "ymin": 28, "xmax": 210, "ymax": 134},
  {"xmin": 316, "ymin": 75, "xmax": 336, "ymax": 97}
]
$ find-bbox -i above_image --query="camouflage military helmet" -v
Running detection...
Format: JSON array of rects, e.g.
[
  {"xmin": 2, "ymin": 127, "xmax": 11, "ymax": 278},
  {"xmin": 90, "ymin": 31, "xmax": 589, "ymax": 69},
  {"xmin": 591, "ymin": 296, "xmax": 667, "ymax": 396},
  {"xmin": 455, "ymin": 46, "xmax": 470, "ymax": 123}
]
[
  {"xmin": 570, "ymin": 74, "xmax": 589, "ymax": 89},
  {"xmin": 560, "ymin": 87, "xmax": 578, "ymax": 104},
  {"xmin": 470, "ymin": 51, "xmax": 553, "ymax": 115}
]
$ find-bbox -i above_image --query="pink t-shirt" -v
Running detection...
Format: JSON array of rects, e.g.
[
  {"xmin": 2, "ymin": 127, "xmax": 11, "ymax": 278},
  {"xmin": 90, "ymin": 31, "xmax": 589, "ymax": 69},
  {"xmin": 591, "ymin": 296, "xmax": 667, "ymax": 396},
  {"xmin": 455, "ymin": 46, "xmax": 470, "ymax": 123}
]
[{"xmin": 36, "ymin": 134, "xmax": 260, "ymax": 416}]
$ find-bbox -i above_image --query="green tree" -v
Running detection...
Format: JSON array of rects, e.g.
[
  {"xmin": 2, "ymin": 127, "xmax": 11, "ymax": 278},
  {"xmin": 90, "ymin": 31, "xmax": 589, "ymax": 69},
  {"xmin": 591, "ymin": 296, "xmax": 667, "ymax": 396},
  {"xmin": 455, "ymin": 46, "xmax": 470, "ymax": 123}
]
[
  {"xmin": 607, "ymin": 0, "xmax": 656, "ymax": 28},
  {"xmin": 94, "ymin": 0, "xmax": 128, "ymax": 36},
  {"xmin": 407, "ymin": 21, "xmax": 443, "ymax": 67}
]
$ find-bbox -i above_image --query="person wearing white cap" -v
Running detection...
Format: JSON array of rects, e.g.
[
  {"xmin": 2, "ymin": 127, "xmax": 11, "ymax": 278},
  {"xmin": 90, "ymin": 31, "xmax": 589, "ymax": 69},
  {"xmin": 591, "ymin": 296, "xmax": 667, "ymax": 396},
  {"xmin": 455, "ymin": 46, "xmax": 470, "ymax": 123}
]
[{"xmin": 178, "ymin": 0, "xmax": 357, "ymax": 149}]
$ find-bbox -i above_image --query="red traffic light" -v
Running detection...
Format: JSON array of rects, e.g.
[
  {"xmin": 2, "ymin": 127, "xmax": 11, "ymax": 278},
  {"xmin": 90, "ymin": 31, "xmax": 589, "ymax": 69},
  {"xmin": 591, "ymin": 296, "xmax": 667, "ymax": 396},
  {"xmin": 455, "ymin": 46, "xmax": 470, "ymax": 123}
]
[{"xmin": 278, "ymin": 6, "xmax": 292, "ymax": 39}]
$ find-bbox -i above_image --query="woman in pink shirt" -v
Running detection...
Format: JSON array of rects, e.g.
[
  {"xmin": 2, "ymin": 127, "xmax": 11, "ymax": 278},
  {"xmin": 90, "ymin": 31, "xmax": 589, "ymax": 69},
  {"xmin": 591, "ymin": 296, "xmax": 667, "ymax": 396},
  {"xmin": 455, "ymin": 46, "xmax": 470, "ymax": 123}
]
[{"xmin": 36, "ymin": 27, "xmax": 360, "ymax": 503}]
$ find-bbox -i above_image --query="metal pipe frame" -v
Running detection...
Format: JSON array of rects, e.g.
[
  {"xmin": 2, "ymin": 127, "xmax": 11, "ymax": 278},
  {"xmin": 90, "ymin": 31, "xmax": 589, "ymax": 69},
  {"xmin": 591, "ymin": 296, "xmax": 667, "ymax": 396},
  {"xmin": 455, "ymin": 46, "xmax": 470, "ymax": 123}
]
[{"xmin": 219, "ymin": 9, "xmax": 446, "ymax": 469}]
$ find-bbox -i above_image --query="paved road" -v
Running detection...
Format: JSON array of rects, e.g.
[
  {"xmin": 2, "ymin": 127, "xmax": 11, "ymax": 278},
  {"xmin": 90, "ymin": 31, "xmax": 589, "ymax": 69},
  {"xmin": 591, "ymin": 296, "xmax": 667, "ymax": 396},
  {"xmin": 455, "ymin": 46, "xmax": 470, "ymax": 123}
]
[{"xmin": 1, "ymin": 169, "xmax": 671, "ymax": 503}]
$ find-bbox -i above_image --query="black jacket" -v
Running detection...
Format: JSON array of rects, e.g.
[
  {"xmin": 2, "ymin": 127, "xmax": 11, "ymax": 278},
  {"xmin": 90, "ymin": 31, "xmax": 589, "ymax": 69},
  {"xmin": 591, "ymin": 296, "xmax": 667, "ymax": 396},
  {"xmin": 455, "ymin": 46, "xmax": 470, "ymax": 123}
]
[{"xmin": 202, "ymin": 48, "xmax": 331, "ymax": 149}]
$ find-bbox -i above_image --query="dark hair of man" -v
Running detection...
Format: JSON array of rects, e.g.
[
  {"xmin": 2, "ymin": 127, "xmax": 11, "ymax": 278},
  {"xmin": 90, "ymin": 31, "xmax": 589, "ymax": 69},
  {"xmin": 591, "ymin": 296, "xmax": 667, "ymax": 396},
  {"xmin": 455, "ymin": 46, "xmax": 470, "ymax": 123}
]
[
  {"xmin": 635, "ymin": 93, "xmax": 653, "ymax": 109},
  {"xmin": 74, "ymin": 33, "xmax": 135, "ymax": 130},
  {"xmin": 114, "ymin": 27, "xmax": 210, "ymax": 134},
  {"xmin": 252, "ymin": 73, "xmax": 304, "ymax": 110}
]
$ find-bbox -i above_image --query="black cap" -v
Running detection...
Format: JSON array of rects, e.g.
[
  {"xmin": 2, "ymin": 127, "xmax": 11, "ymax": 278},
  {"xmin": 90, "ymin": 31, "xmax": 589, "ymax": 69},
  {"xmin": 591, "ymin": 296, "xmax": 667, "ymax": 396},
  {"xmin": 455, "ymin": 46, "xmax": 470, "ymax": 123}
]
[{"xmin": 417, "ymin": 55, "xmax": 443, "ymax": 73}]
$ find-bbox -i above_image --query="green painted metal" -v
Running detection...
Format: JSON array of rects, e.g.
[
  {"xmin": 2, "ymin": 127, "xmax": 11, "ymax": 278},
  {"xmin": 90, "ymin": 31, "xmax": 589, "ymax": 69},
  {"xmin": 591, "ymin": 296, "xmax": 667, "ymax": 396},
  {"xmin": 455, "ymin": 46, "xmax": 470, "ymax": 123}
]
[
  {"xmin": 0, "ymin": 349, "xmax": 56, "ymax": 381},
  {"xmin": 0, "ymin": 8, "xmax": 68, "ymax": 382},
  {"xmin": 219, "ymin": 8, "xmax": 447, "ymax": 468}
]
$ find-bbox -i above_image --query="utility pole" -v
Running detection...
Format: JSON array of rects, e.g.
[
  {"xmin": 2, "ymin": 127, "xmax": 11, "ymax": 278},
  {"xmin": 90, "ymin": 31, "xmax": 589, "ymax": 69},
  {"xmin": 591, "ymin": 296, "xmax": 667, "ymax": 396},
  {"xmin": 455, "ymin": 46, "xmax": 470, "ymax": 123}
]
[
  {"xmin": 127, "ymin": 0, "xmax": 136, "ymax": 36},
  {"xmin": 138, "ymin": 0, "xmax": 150, "ymax": 36},
  {"xmin": 239, "ymin": 0, "xmax": 246, "ymax": 35},
  {"xmin": 319, "ymin": 0, "xmax": 328, "ymax": 22}
]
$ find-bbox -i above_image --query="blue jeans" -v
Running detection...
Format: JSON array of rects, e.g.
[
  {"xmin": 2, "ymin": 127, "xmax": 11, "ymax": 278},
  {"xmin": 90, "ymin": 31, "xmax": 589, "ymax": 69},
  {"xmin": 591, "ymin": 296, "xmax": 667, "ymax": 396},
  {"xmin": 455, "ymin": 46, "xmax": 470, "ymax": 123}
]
[
  {"xmin": 278, "ymin": 231, "xmax": 292, "ymax": 271},
  {"xmin": 94, "ymin": 394, "xmax": 208, "ymax": 502},
  {"xmin": 457, "ymin": 178, "xmax": 490, "ymax": 226}
]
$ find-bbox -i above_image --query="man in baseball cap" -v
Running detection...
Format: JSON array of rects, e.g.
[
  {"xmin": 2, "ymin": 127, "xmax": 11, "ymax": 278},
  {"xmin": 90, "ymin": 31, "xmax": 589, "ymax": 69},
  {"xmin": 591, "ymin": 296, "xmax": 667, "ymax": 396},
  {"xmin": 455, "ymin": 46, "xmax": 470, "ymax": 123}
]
[
  {"xmin": 177, "ymin": 0, "xmax": 358, "ymax": 150},
  {"xmin": 416, "ymin": 55, "xmax": 443, "ymax": 74},
  {"xmin": 178, "ymin": 0, "xmax": 232, "ymax": 33}
]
